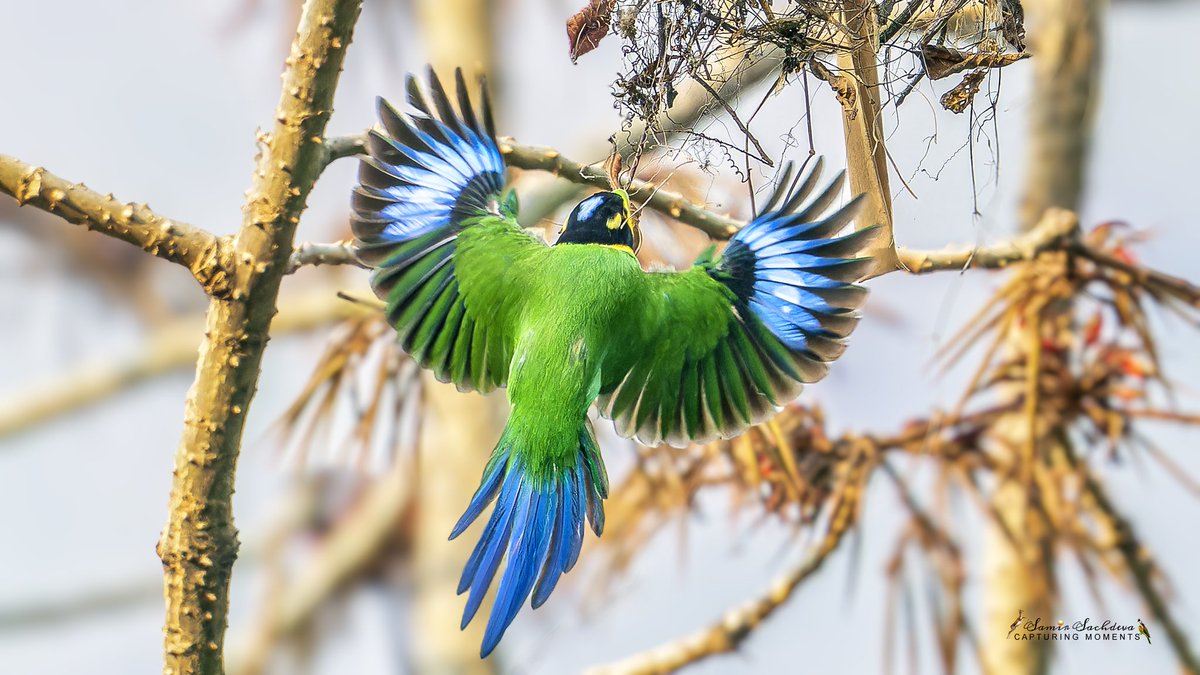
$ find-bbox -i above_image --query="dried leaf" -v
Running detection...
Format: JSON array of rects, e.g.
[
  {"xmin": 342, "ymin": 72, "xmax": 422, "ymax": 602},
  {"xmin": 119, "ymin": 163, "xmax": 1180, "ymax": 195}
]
[
  {"xmin": 808, "ymin": 58, "xmax": 857, "ymax": 119},
  {"xmin": 922, "ymin": 44, "xmax": 1029, "ymax": 80},
  {"xmin": 940, "ymin": 69, "xmax": 987, "ymax": 114},
  {"xmin": 566, "ymin": 0, "xmax": 614, "ymax": 63}
]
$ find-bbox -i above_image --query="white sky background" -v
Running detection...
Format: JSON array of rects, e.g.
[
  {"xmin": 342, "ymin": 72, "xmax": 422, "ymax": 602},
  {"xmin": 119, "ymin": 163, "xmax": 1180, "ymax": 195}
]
[{"xmin": 1, "ymin": 1, "xmax": 1199, "ymax": 673}]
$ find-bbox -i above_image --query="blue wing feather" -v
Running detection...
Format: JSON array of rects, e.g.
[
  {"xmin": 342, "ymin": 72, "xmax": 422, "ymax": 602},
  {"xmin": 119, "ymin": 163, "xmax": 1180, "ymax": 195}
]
[{"xmin": 715, "ymin": 161, "xmax": 874, "ymax": 361}]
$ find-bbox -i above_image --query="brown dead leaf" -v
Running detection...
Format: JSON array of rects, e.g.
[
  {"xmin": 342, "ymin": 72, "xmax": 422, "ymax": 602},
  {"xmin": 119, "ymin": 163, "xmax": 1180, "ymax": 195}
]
[
  {"xmin": 808, "ymin": 58, "xmax": 857, "ymax": 119},
  {"xmin": 922, "ymin": 44, "xmax": 1029, "ymax": 80},
  {"xmin": 567, "ymin": 0, "xmax": 614, "ymax": 63},
  {"xmin": 940, "ymin": 68, "xmax": 987, "ymax": 114}
]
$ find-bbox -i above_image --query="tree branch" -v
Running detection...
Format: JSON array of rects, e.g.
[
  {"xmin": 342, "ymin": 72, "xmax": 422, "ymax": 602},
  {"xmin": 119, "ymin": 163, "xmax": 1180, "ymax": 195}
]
[
  {"xmin": 286, "ymin": 240, "xmax": 361, "ymax": 273},
  {"xmin": 894, "ymin": 208, "xmax": 1079, "ymax": 276},
  {"xmin": 312, "ymin": 143, "xmax": 1170, "ymax": 301},
  {"xmin": 1082, "ymin": 474, "xmax": 1200, "ymax": 673},
  {"xmin": 501, "ymin": 141, "xmax": 742, "ymax": 239},
  {"xmin": 0, "ymin": 155, "xmax": 231, "ymax": 295},
  {"xmin": 837, "ymin": 0, "xmax": 902, "ymax": 275},
  {"xmin": 156, "ymin": 1, "xmax": 362, "ymax": 672},
  {"xmin": 1073, "ymin": 243, "xmax": 1200, "ymax": 309},
  {"xmin": 227, "ymin": 459, "xmax": 413, "ymax": 675},
  {"xmin": 587, "ymin": 519, "xmax": 853, "ymax": 675},
  {"xmin": 0, "ymin": 288, "xmax": 367, "ymax": 440},
  {"xmin": 319, "ymin": 134, "xmax": 366, "ymax": 170}
]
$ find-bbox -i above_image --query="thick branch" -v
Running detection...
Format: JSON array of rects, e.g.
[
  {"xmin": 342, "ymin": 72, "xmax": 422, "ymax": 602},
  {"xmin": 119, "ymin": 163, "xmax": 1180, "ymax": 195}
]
[
  {"xmin": 836, "ymin": 0, "xmax": 902, "ymax": 274},
  {"xmin": 895, "ymin": 208, "xmax": 1079, "ymax": 276},
  {"xmin": 156, "ymin": 1, "xmax": 362, "ymax": 672},
  {"xmin": 0, "ymin": 155, "xmax": 230, "ymax": 295}
]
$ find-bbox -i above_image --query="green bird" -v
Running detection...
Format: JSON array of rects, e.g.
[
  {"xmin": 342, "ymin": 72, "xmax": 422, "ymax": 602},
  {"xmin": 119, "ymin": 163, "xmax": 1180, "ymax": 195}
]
[
  {"xmin": 352, "ymin": 68, "xmax": 873, "ymax": 656},
  {"xmin": 1139, "ymin": 618, "xmax": 1151, "ymax": 644}
]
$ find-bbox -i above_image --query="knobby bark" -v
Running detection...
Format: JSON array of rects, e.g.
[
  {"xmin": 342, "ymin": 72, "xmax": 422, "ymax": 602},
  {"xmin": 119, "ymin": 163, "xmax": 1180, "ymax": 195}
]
[
  {"xmin": 983, "ymin": 2, "xmax": 1104, "ymax": 674},
  {"xmin": 155, "ymin": 1, "xmax": 362, "ymax": 673},
  {"xmin": 0, "ymin": 157, "xmax": 230, "ymax": 294}
]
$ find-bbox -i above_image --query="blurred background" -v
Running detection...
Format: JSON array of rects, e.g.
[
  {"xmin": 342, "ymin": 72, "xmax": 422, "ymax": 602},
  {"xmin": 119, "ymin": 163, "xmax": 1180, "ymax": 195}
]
[{"xmin": 1, "ymin": 1, "xmax": 1198, "ymax": 673}]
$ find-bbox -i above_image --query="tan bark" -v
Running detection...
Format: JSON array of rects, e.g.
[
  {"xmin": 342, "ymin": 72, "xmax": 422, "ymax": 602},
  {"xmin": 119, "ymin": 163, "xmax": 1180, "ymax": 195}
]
[
  {"xmin": 0, "ymin": 155, "xmax": 229, "ymax": 294},
  {"xmin": 983, "ymin": 2, "xmax": 1104, "ymax": 674},
  {"xmin": 836, "ymin": 0, "xmax": 902, "ymax": 275},
  {"xmin": 0, "ymin": 288, "xmax": 367, "ymax": 440},
  {"xmin": 155, "ymin": 1, "xmax": 362, "ymax": 673}
]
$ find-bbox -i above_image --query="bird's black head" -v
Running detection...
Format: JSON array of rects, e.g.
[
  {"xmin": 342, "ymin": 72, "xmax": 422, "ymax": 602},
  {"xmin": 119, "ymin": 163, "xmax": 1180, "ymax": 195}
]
[{"xmin": 556, "ymin": 189, "xmax": 640, "ymax": 254}]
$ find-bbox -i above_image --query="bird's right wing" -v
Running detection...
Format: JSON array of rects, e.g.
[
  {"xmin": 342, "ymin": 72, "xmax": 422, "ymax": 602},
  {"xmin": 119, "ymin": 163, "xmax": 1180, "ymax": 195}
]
[
  {"xmin": 598, "ymin": 160, "xmax": 874, "ymax": 447},
  {"xmin": 353, "ymin": 68, "xmax": 547, "ymax": 393}
]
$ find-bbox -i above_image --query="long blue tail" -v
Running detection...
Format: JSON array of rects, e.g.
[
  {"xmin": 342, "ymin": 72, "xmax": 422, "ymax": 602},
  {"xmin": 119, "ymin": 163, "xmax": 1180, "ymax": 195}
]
[{"xmin": 449, "ymin": 419, "xmax": 608, "ymax": 657}]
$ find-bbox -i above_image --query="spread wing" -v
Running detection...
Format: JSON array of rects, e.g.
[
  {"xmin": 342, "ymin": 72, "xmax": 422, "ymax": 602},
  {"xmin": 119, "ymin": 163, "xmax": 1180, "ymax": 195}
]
[
  {"xmin": 353, "ymin": 67, "xmax": 546, "ymax": 392},
  {"xmin": 598, "ymin": 160, "xmax": 874, "ymax": 446}
]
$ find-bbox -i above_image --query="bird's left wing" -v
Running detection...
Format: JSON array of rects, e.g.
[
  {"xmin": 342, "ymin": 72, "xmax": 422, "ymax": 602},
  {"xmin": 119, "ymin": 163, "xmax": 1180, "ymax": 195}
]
[
  {"xmin": 353, "ymin": 68, "xmax": 545, "ymax": 393},
  {"xmin": 598, "ymin": 161, "xmax": 873, "ymax": 447}
]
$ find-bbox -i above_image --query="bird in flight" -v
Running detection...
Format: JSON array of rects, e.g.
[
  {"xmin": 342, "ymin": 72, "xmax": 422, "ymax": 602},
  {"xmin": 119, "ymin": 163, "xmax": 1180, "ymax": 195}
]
[
  {"xmin": 1009, "ymin": 608, "xmax": 1025, "ymax": 638},
  {"xmin": 352, "ymin": 67, "xmax": 873, "ymax": 657}
]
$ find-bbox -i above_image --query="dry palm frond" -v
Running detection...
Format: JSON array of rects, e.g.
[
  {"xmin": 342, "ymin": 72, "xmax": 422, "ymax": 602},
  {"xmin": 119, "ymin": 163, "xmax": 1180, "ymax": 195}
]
[
  {"xmin": 272, "ymin": 314, "xmax": 422, "ymax": 473},
  {"xmin": 592, "ymin": 221, "xmax": 1200, "ymax": 673}
]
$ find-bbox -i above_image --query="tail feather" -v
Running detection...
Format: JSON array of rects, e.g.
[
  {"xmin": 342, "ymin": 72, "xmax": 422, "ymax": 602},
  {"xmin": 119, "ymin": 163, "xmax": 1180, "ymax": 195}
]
[{"xmin": 450, "ymin": 421, "xmax": 608, "ymax": 657}]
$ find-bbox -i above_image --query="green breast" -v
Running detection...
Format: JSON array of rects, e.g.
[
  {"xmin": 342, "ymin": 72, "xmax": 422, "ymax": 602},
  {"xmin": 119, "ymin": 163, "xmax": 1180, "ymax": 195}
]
[{"xmin": 506, "ymin": 245, "xmax": 644, "ymax": 416}]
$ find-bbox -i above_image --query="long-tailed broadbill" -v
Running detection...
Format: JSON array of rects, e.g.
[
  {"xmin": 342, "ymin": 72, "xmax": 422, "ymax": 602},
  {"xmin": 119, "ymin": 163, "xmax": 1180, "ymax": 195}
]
[{"xmin": 351, "ymin": 68, "xmax": 873, "ymax": 657}]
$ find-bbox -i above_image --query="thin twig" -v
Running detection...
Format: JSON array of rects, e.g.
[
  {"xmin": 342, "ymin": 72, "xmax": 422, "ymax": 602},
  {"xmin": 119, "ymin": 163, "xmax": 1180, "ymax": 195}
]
[{"xmin": 586, "ymin": 520, "xmax": 853, "ymax": 675}]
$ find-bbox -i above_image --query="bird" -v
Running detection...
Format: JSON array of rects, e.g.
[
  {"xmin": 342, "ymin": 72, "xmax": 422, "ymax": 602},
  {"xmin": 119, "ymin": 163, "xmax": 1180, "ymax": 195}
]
[
  {"xmin": 1138, "ymin": 618, "xmax": 1152, "ymax": 644},
  {"xmin": 351, "ymin": 67, "xmax": 873, "ymax": 657},
  {"xmin": 1008, "ymin": 609, "xmax": 1024, "ymax": 638}
]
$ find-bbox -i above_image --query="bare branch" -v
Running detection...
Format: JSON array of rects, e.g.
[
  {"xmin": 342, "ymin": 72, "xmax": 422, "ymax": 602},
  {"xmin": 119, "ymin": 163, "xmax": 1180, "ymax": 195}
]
[
  {"xmin": 227, "ymin": 459, "xmax": 413, "ymax": 675},
  {"xmin": 156, "ymin": 1, "xmax": 362, "ymax": 671},
  {"xmin": 0, "ymin": 155, "xmax": 231, "ymax": 295},
  {"xmin": 0, "ymin": 288, "xmax": 367, "ymax": 440},
  {"xmin": 1082, "ymin": 473, "xmax": 1200, "ymax": 672},
  {"xmin": 587, "ymin": 510, "xmax": 854, "ymax": 675},
  {"xmin": 1074, "ymin": 243, "xmax": 1200, "ymax": 309},
  {"xmin": 319, "ymin": 134, "xmax": 366, "ymax": 170},
  {"xmin": 502, "ymin": 140, "xmax": 741, "ymax": 239},
  {"xmin": 894, "ymin": 208, "xmax": 1079, "ymax": 276},
  {"xmin": 837, "ymin": 0, "xmax": 902, "ymax": 274},
  {"xmin": 287, "ymin": 240, "xmax": 362, "ymax": 273}
]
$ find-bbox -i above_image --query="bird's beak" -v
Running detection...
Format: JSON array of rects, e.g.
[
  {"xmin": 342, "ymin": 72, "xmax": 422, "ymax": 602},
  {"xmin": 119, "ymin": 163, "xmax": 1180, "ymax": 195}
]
[{"xmin": 613, "ymin": 188, "xmax": 641, "ymax": 254}]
